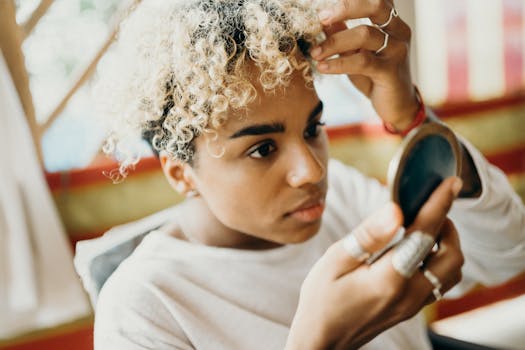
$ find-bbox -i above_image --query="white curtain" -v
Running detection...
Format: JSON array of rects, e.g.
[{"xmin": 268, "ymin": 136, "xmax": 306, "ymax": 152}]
[{"xmin": 0, "ymin": 52, "xmax": 91, "ymax": 338}]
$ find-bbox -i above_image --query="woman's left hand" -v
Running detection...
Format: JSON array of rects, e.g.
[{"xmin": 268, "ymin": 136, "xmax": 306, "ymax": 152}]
[{"xmin": 310, "ymin": 0, "xmax": 418, "ymax": 131}]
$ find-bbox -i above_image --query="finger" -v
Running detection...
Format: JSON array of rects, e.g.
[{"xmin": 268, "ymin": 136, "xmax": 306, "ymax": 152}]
[
  {"xmin": 410, "ymin": 220, "xmax": 464, "ymax": 304},
  {"xmin": 368, "ymin": 4, "xmax": 411, "ymax": 42},
  {"xmin": 322, "ymin": 21, "xmax": 347, "ymax": 37},
  {"xmin": 384, "ymin": 178, "xmax": 462, "ymax": 280},
  {"xmin": 318, "ymin": 0, "xmax": 393, "ymax": 27},
  {"xmin": 361, "ymin": 219, "xmax": 462, "ymax": 314},
  {"xmin": 378, "ymin": 13, "xmax": 412, "ymax": 42},
  {"xmin": 311, "ymin": 25, "xmax": 390, "ymax": 61},
  {"xmin": 380, "ymin": 178, "xmax": 462, "ymax": 280},
  {"xmin": 323, "ymin": 202, "xmax": 403, "ymax": 279},
  {"xmin": 316, "ymin": 50, "xmax": 386, "ymax": 76},
  {"xmin": 335, "ymin": 222, "xmax": 461, "ymax": 341},
  {"xmin": 408, "ymin": 177, "xmax": 463, "ymax": 237},
  {"xmin": 319, "ymin": 0, "xmax": 412, "ymax": 41}
]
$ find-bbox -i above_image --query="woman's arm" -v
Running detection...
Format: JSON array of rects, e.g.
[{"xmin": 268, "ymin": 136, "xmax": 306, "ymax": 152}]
[
  {"xmin": 312, "ymin": 0, "xmax": 524, "ymax": 290},
  {"xmin": 448, "ymin": 137, "xmax": 525, "ymax": 292}
]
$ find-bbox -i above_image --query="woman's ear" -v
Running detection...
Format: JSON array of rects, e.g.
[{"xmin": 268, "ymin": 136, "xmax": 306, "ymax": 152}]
[{"xmin": 160, "ymin": 152, "xmax": 197, "ymax": 196}]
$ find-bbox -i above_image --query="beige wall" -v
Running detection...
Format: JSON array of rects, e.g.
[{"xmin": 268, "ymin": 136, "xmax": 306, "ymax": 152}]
[{"xmin": 395, "ymin": 0, "xmax": 418, "ymax": 84}]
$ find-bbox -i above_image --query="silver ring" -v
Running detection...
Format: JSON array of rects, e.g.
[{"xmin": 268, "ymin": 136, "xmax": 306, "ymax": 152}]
[
  {"xmin": 342, "ymin": 228, "xmax": 371, "ymax": 263},
  {"xmin": 375, "ymin": 7, "xmax": 399, "ymax": 29},
  {"xmin": 374, "ymin": 28, "xmax": 389, "ymax": 55},
  {"xmin": 423, "ymin": 268, "xmax": 443, "ymax": 301},
  {"xmin": 392, "ymin": 231, "xmax": 435, "ymax": 278}
]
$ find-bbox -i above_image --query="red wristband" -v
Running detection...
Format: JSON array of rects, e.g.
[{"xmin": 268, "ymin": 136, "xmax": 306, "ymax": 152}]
[{"xmin": 383, "ymin": 87, "xmax": 426, "ymax": 137}]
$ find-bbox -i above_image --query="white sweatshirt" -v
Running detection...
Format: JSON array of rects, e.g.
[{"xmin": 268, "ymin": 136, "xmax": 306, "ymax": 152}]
[{"xmin": 94, "ymin": 140, "xmax": 525, "ymax": 350}]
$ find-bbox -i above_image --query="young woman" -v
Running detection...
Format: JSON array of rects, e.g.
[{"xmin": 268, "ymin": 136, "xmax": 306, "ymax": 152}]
[{"xmin": 93, "ymin": 0, "xmax": 525, "ymax": 349}]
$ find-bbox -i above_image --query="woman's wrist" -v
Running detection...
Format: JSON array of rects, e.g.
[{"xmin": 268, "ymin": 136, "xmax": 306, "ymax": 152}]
[
  {"xmin": 285, "ymin": 332, "xmax": 326, "ymax": 350},
  {"xmin": 383, "ymin": 86, "xmax": 426, "ymax": 136},
  {"xmin": 285, "ymin": 314, "xmax": 329, "ymax": 350}
]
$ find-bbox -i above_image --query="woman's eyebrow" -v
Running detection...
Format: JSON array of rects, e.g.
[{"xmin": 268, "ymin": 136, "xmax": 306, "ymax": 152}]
[
  {"xmin": 229, "ymin": 122, "xmax": 285, "ymax": 139},
  {"xmin": 229, "ymin": 101, "xmax": 323, "ymax": 139}
]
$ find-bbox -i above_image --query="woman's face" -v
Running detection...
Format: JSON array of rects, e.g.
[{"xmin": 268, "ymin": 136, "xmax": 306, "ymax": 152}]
[{"xmin": 187, "ymin": 74, "xmax": 329, "ymax": 246}]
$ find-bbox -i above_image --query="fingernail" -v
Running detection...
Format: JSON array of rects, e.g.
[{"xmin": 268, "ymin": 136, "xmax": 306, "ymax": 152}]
[
  {"xmin": 378, "ymin": 203, "xmax": 399, "ymax": 232},
  {"xmin": 317, "ymin": 62, "xmax": 328, "ymax": 71},
  {"xmin": 318, "ymin": 10, "xmax": 332, "ymax": 23},
  {"xmin": 452, "ymin": 178, "xmax": 463, "ymax": 196},
  {"xmin": 310, "ymin": 46, "xmax": 322, "ymax": 58}
]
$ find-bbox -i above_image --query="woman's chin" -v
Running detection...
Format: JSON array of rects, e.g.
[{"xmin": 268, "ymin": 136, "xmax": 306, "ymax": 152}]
[{"xmin": 280, "ymin": 219, "xmax": 323, "ymax": 244}]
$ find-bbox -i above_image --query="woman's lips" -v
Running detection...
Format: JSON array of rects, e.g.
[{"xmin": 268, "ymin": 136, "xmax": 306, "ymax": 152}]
[{"xmin": 288, "ymin": 201, "xmax": 325, "ymax": 223}]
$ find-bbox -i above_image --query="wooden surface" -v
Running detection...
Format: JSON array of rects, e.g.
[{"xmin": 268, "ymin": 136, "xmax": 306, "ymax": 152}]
[{"xmin": 0, "ymin": 0, "xmax": 42, "ymax": 162}]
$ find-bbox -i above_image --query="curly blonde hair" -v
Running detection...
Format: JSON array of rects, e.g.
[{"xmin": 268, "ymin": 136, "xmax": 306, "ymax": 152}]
[{"xmin": 95, "ymin": 0, "xmax": 330, "ymax": 178}]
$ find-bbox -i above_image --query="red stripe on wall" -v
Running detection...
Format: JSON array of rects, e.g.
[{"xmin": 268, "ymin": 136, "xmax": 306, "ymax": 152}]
[
  {"xmin": 487, "ymin": 145, "xmax": 525, "ymax": 175},
  {"xmin": 69, "ymin": 230, "xmax": 107, "ymax": 251},
  {"xmin": 326, "ymin": 122, "xmax": 389, "ymax": 140},
  {"xmin": 503, "ymin": 0, "xmax": 524, "ymax": 95},
  {"xmin": 435, "ymin": 272, "xmax": 525, "ymax": 320},
  {"xmin": 434, "ymin": 93, "xmax": 525, "ymax": 118},
  {"xmin": 45, "ymin": 157, "xmax": 162, "ymax": 189},
  {"xmin": 44, "ymin": 141, "xmax": 525, "ymax": 192},
  {"xmin": 445, "ymin": 0, "xmax": 470, "ymax": 103},
  {"xmin": 0, "ymin": 325, "xmax": 93, "ymax": 350}
]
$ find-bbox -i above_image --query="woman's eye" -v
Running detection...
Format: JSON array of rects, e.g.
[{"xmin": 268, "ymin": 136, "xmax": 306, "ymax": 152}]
[
  {"xmin": 304, "ymin": 121, "xmax": 325, "ymax": 139},
  {"xmin": 248, "ymin": 141, "xmax": 277, "ymax": 159}
]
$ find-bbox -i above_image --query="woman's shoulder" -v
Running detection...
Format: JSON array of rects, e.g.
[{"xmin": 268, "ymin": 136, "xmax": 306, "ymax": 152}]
[
  {"xmin": 94, "ymin": 232, "xmax": 192, "ymax": 341},
  {"xmin": 95, "ymin": 230, "xmax": 187, "ymax": 303},
  {"xmin": 94, "ymin": 239, "xmax": 193, "ymax": 348}
]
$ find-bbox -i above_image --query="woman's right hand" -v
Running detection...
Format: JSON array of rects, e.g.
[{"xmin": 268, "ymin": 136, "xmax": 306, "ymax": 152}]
[{"xmin": 285, "ymin": 177, "xmax": 464, "ymax": 350}]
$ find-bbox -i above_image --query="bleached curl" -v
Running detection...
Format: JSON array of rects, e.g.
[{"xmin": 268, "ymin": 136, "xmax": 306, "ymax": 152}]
[{"xmin": 94, "ymin": 0, "xmax": 331, "ymax": 178}]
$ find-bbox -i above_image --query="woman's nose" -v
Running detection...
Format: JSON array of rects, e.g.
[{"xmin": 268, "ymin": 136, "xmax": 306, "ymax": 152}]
[{"xmin": 286, "ymin": 143, "xmax": 326, "ymax": 188}]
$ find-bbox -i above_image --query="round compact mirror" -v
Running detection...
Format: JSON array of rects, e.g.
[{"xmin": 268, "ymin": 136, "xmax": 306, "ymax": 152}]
[{"xmin": 387, "ymin": 122, "xmax": 462, "ymax": 227}]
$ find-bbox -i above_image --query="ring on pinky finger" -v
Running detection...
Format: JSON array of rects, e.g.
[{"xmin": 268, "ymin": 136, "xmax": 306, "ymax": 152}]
[{"xmin": 422, "ymin": 268, "xmax": 443, "ymax": 301}]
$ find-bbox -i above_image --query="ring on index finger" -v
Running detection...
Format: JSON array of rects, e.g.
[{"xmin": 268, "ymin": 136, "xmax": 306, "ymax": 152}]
[
  {"xmin": 392, "ymin": 230, "xmax": 435, "ymax": 278},
  {"xmin": 342, "ymin": 227, "xmax": 371, "ymax": 263},
  {"xmin": 374, "ymin": 7, "xmax": 399, "ymax": 29}
]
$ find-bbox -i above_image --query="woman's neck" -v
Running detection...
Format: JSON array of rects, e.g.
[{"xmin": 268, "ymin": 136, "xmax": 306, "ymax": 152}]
[{"xmin": 169, "ymin": 198, "xmax": 283, "ymax": 250}]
